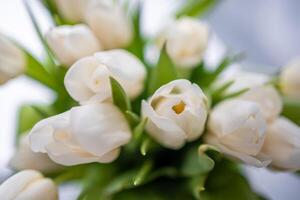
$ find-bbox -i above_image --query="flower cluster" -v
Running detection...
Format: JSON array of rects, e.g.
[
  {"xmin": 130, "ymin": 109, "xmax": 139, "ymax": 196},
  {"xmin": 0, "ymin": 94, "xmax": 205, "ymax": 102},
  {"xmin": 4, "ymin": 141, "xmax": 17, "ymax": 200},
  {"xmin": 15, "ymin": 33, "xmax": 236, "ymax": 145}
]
[{"xmin": 1, "ymin": 0, "xmax": 300, "ymax": 199}]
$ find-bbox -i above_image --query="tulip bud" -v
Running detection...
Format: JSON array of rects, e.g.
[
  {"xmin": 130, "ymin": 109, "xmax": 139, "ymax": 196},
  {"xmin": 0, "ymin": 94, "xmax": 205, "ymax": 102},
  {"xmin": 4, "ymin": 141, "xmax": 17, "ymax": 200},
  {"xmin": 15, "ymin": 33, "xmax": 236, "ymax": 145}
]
[
  {"xmin": 64, "ymin": 49, "xmax": 146, "ymax": 104},
  {"xmin": 239, "ymin": 85, "xmax": 282, "ymax": 122},
  {"xmin": 262, "ymin": 117, "xmax": 300, "ymax": 171},
  {"xmin": 206, "ymin": 99, "xmax": 271, "ymax": 167},
  {"xmin": 280, "ymin": 58, "xmax": 300, "ymax": 99},
  {"xmin": 142, "ymin": 79, "xmax": 208, "ymax": 149},
  {"xmin": 160, "ymin": 17, "xmax": 209, "ymax": 68},
  {"xmin": 0, "ymin": 33, "xmax": 25, "ymax": 84},
  {"xmin": 54, "ymin": 0, "xmax": 89, "ymax": 22},
  {"xmin": 85, "ymin": 0, "xmax": 133, "ymax": 49},
  {"xmin": 29, "ymin": 103, "xmax": 131, "ymax": 166},
  {"xmin": 215, "ymin": 71, "xmax": 282, "ymax": 121},
  {"xmin": 0, "ymin": 170, "xmax": 57, "ymax": 200},
  {"xmin": 46, "ymin": 24, "xmax": 101, "ymax": 66},
  {"xmin": 9, "ymin": 135, "xmax": 62, "ymax": 173}
]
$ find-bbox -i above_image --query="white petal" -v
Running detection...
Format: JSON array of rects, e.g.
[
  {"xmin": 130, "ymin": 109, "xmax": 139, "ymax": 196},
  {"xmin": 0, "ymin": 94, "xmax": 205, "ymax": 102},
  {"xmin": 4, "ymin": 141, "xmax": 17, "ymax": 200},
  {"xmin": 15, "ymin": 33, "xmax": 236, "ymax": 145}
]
[
  {"xmin": 15, "ymin": 178, "xmax": 58, "ymax": 200},
  {"xmin": 64, "ymin": 56, "xmax": 110, "ymax": 103},
  {"xmin": 45, "ymin": 142, "xmax": 100, "ymax": 166},
  {"xmin": 205, "ymin": 134, "xmax": 271, "ymax": 167},
  {"xmin": 142, "ymin": 101, "xmax": 186, "ymax": 149},
  {"xmin": 29, "ymin": 111, "xmax": 70, "ymax": 153},
  {"xmin": 0, "ymin": 170, "xmax": 43, "ymax": 199},
  {"xmin": 70, "ymin": 103, "xmax": 131, "ymax": 156}
]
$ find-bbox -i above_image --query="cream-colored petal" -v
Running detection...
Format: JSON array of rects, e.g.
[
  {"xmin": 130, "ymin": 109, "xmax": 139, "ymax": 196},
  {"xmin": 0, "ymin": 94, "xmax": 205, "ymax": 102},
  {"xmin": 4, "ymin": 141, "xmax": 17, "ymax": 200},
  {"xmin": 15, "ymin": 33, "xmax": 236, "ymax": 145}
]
[
  {"xmin": 29, "ymin": 111, "xmax": 70, "ymax": 153},
  {"xmin": 142, "ymin": 101, "xmax": 186, "ymax": 149},
  {"xmin": 15, "ymin": 178, "xmax": 58, "ymax": 200},
  {"xmin": 70, "ymin": 104, "xmax": 131, "ymax": 156},
  {"xmin": 205, "ymin": 134, "xmax": 271, "ymax": 167},
  {"xmin": 0, "ymin": 170, "xmax": 43, "ymax": 200},
  {"xmin": 64, "ymin": 56, "xmax": 104, "ymax": 103}
]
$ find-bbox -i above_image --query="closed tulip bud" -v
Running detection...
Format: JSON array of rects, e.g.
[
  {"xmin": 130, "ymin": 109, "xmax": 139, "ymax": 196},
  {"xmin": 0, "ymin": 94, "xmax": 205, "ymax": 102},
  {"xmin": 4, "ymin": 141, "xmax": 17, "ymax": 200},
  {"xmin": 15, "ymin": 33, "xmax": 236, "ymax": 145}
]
[
  {"xmin": 0, "ymin": 33, "xmax": 25, "ymax": 84},
  {"xmin": 29, "ymin": 103, "xmax": 131, "ymax": 166},
  {"xmin": 9, "ymin": 135, "xmax": 62, "ymax": 173},
  {"xmin": 280, "ymin": 58, "xmax": 300, "ymax": 99},
  {"xmin": 216, "ymin": 71, "xmax": 281, "ymax": 121},
  {"xmin": 262, "ymin": 117, "xmax": 300, "ymax": 171},
  {"xmin": 46, "ymin": 24, "xmax": 101, "ymax": 66},
  {"xmin": 0, "ymin": 170, "xmax": 57, "ymax": 200},
  {"xmin": 85, "ymin": 0, "xmax": 133, "ymax": 49},
  {"xmin": 142, "ymin": 79, "xmax": 208, "ymax": 149},
  {"xmin": 64, "ymin": 49, "xmax": 146, "ymax": 104},
  {"xmin": 239, "ymin": 85, "xmax": 282, "ymax": 122},
  {"xmin": 206, "ymin": 99, "xmax": 271, "ymax": 167},
  {"xmin": 54, "ymin": 0, "xmax": 89, "ymax": 22},
  {"xmin": 160, "ymin": 17, "xmax": 209, "ymax": 68}
]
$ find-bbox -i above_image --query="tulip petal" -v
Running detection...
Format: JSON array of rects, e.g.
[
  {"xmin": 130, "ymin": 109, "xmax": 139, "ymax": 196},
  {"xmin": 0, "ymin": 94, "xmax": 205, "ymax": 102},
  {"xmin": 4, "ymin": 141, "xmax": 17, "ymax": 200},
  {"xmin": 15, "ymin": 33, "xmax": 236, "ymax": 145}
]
[
  {"xmin": 70, "ymin": 104, "xmax": 131, "ymax": 156},
  {"xmin": 0, "ymin": 170, "xmax": 42, "ymax": 200},
  {"xmin": 142, "ymin": 101, "xmax": 186, "ymax": 149}
]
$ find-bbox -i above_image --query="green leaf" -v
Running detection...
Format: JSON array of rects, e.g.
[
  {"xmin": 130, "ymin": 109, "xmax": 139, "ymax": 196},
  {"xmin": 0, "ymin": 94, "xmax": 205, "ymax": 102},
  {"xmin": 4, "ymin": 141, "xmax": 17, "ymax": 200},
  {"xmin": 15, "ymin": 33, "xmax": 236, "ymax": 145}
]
[
  {"xmin": 23, "ymin": 0, "xmax": 57, "ymax": 72},
  {"xmin": 41, "ymin": 0, "xmax": 66, "ymax": 25},
  {"xmin": 133, "ymin": 161, "xmax": 153, "ymax": 186},
  {"xmin": 24, "ymin": 52, "xmax": 57, "ymax": 90},
  {"xmin": 201, "ymin": 160, "xmax": 260, "ymax": 200},
  {"xmin": 133, "ymin": 118, "xmax": 147, "ymax": 140},
  {"xmin": 181, "ymin": 146, "xmax": 215, "ymax": 177},
  {"xmin": 140, "ymin": 137, "xmax": 155, "ymax": 156},
  {"xmin": 17, "ymin": 105, "xmax": 43, "ymax": 136},
  {"xmin": 282, "ymin": 97, "xmax": 300, "ymax": 125},
  {"xmin": 125, "ymin": 110, "xmax": 140, "ymax": 127},
  {"xmin": 147, "ymin": 47, "xmax": 178, "ymax": 95},
  {"xmin": 187, "ymin": 175, "xmax": 207, "ymax": 199},
  {"xmin": 126, "ymin": 2, "xmax": 145, "ymax": 61},
  {"xmin": 17, "ymin": 104, "xmax": 54, "ymax": 137},
  {"xmin": 110, "ymin": 77, "xmax": 132, "ymax": 113},
  {"xmin": 176, "ymin": 0, "xmax": 219, "ymax": 18}
]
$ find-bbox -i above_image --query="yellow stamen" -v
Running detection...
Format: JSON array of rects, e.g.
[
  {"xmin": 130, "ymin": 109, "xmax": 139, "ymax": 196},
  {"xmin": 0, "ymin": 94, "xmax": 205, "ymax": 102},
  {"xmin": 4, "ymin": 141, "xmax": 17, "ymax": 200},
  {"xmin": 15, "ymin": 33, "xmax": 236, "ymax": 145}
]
[{"xmin": 172, "ymin": 101, "xmax": 186, "ymax": 114}]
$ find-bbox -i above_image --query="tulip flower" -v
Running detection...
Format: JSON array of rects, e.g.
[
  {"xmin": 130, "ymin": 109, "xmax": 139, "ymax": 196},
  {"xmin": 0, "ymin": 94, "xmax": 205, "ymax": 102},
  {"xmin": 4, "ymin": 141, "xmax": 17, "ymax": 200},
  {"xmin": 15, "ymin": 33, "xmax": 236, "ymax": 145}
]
[
  {"xmin": 206, "ymin": 99, "xmax": 271, "ymax": 167},
  {"xmin": 216, "ymin": 71, "xmax": 282, "ymax": 122},
  {"xmin": 46, "ymin": 24, "xmax": 101, "ymax": 66},
  {"xmin": 262, "ymin": 117, "xmax": 300, "ymax": 171},
  {"xmin": 0, "ymin": 170, "xmax": 57, "ymax": 200},
  {"xmin": 85, "ymin": 0, "xmax": 133, "ymax": 49},
  {"xmin": 142, "ymin": 79, "xmax": 208, "ymax": 149},
  {"xmin": 54, "ymin": 0, "xmax": 89, "ymax": 22},
  {"xmin": 280, "ymin": 58, "xmax": 300, "ymax": 99},
  {"xmin": 160, "ymin": 17, "xmax": 209, "ymax": 68},
  {"xmin": 9, "ymin": 135, "xmax": 62, "ymax": 173},
  {"xmin": 29, "ymin": 103, "xmax": 131, "ymax": 166},
  {"xmin": 0, "ymin": 33, "xmax": 25, "ymax": 84},
  {"xmin": 64, "ymin": 49, "xmax": 146, "ymax": 104}
]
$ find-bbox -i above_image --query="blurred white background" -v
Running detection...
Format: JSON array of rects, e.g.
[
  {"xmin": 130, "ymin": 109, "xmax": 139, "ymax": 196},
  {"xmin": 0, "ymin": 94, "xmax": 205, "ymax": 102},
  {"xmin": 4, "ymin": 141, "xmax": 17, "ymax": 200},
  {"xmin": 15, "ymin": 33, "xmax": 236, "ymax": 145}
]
[{"xmin": 0, "ymin": 0, "xmax": 300, "ymax": 199}]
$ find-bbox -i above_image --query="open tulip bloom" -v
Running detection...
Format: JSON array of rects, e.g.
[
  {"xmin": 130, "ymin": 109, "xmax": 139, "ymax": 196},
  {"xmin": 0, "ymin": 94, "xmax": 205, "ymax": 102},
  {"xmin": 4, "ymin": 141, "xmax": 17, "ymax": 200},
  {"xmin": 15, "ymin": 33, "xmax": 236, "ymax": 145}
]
[{"xmin": 1, "ymin": 0, "xmax": 300, "ymax": 199}]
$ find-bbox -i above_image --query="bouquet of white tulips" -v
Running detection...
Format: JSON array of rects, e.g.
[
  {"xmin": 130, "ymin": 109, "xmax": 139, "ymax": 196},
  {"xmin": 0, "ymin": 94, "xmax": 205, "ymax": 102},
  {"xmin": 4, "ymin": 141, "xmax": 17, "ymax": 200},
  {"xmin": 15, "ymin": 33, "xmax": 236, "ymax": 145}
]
[{"xmin": 1, "ymin": 0, "xmax": 300, "ymax": 199}]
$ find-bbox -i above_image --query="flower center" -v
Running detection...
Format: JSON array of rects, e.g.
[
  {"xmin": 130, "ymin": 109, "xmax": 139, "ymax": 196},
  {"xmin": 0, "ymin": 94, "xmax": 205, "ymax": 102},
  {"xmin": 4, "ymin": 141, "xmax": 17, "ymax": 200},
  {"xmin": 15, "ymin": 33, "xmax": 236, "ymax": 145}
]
[{"xmin": 172, "ymin": 101, "xmax": 186, "ymax": 114}]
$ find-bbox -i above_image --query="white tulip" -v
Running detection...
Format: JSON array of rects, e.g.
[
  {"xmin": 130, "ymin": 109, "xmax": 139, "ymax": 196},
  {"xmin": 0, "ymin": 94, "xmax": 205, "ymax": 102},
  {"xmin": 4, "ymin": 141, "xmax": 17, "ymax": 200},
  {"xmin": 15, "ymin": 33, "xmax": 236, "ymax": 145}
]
[
  {"xmin": 54, "ymin": 0, "xmax": 89, "ymax": 22},
  {"xmin": 0, "ymin": 170, "xmax": 57, "ymax": 200},
  {"xmin": 64, "ymin": 49, "xmax": 146, "ymax": 104},
  {"xmin": 280, "ymin": 58, "xmax": 300, "ymax": 99},
  {"xmin": 0, "ymin": 33, "xmax": 25, "ymax": 84},
  {"xmin": 9, "ymin": 135, "xmax": 62, "ymax": 173},
  {"xmin": 262, "ymin": 117, "xmax": 300, "ymax": 171},
  {"xmin": 85, "ymin": 0, "xmax": 133, "ymax": 49},
  {"xmin": 206, "ymin": 99, "xmax": 271, "ymax": 167},
  {"xmin": 46, "ymin": 24, "xmax": 101, "ymax": 66},
  {"xmin": 239, "ymin": 85, "xmax": 282, "ymax": 122},
  {"xmin": 142, "ymin": 79, "xmax": 208, "ymax": 149},
  {"xmin": 215, "ymin": 71, "xmax": 281, "ymax": 121},
  {"xmin": 29, "ymin": 103, "xmax": 131, "ymax": 166},
  {"xmin": 161, "ymin": 17, "xmax": 209, "ymax": 68}
]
